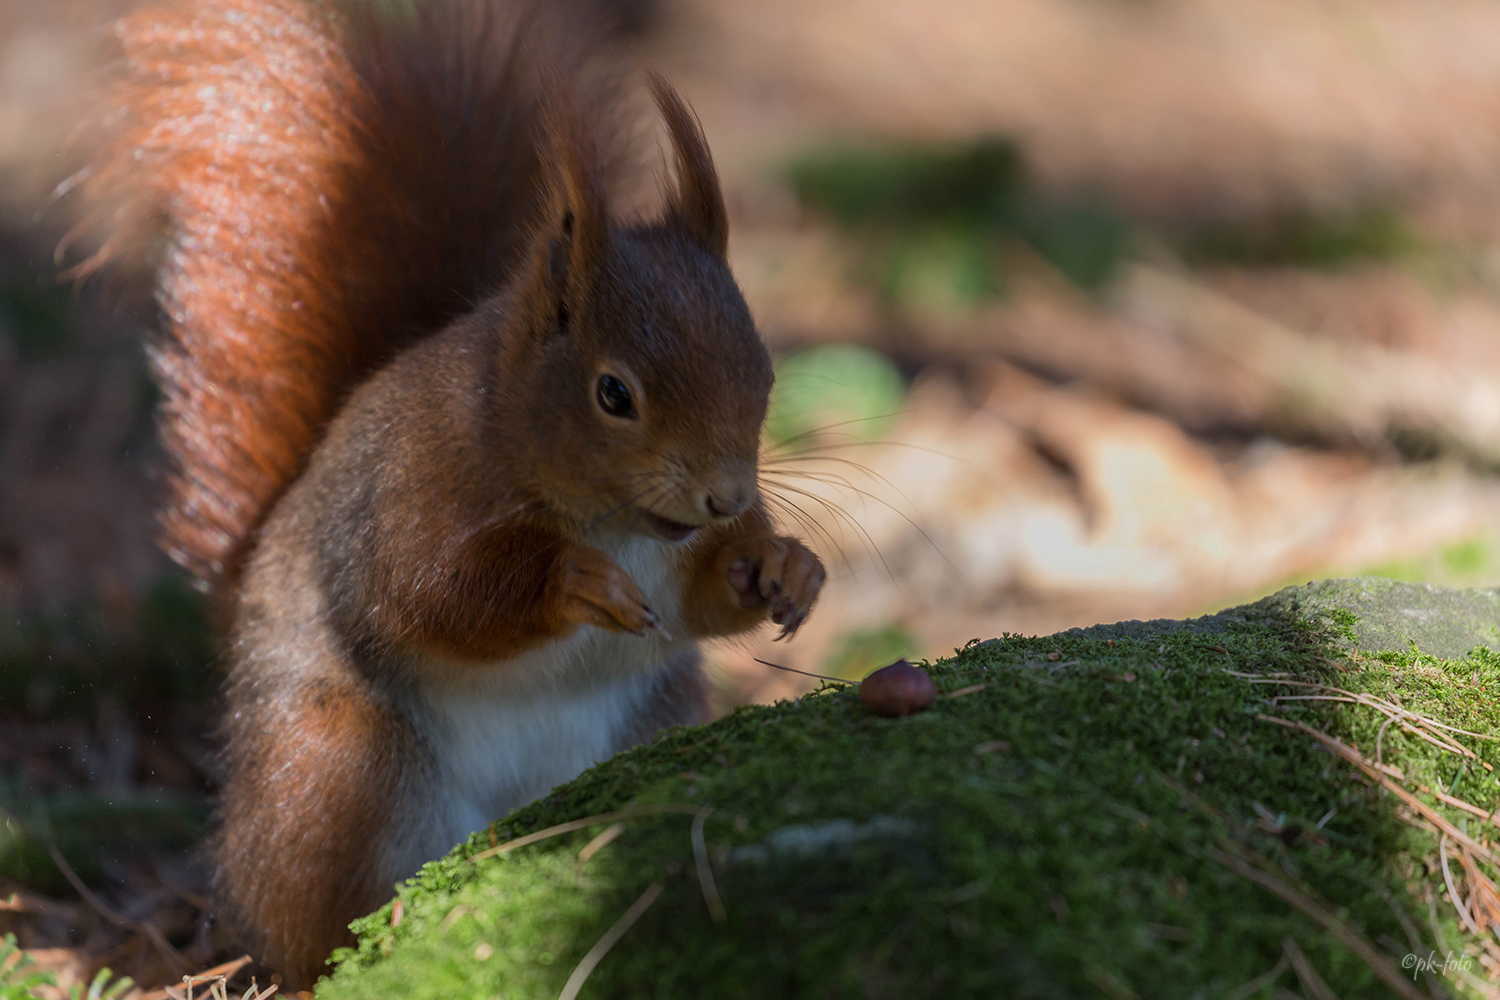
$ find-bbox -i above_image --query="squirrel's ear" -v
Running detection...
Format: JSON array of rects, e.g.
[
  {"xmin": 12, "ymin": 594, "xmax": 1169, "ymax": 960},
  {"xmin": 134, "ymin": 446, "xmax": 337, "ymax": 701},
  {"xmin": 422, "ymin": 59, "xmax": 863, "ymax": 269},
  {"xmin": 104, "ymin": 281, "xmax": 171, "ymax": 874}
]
[
  {"xmin": 649, "ymin": 73, "xmax": 728, "ymax": 258},
  {"xmin": 539, "ymin": 81, "xmax": 609, "ymax": 326}
]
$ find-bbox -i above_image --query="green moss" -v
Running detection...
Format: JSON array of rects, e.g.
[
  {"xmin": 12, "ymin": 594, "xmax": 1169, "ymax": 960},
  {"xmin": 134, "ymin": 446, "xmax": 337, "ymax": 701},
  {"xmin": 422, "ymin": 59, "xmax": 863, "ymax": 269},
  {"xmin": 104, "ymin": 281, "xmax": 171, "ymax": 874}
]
[
  {"xmin": 1326, "ymin": 607, "xmax": 1360, "ymax": 644},
  {"xmin": 788, "ymin": 139, "xmax": 1026, "ymax": 230},
  {"xmin": 879, "ymin": 225, "xmax": 1003, "ymax": 313},
  {"xmin": 786, "ymin": 143, "xmax": 1433, "ymax": 299},
  {"xmin": 1174, "ymin": 206, "xmax": 1423, "ymax": 269},
  {"xmin": 788, "ymin": 138, "xmax": 1130, "ymax": 297},
  {"xmin": 319, "ymin": 581, "xmax": 1500, "ymax": 999}
]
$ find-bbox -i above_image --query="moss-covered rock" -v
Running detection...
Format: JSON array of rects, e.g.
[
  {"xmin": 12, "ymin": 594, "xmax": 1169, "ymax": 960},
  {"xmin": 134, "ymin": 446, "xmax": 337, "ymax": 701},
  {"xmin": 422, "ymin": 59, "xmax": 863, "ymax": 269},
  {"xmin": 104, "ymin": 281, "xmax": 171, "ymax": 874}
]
[{"xmin": 318, "ymin": 579, "xmax": 1500, "ymax": 998}]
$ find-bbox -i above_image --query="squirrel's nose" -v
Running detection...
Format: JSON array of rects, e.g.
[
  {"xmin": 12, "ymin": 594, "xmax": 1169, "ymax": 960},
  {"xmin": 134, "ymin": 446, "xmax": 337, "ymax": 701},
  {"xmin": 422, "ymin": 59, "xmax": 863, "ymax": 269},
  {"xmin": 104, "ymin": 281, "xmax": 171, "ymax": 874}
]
[{"xmin": 703, "ymin": 486, "xmax": 753, "ymax": 520}]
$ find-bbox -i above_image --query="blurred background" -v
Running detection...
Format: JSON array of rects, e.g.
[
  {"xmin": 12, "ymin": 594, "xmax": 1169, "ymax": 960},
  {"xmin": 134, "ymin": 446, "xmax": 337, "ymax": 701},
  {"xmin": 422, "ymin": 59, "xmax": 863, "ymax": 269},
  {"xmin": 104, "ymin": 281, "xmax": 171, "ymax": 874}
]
[{"xmin": 7, "ymin": 0, "xmax": 1500, "ymax": 992}]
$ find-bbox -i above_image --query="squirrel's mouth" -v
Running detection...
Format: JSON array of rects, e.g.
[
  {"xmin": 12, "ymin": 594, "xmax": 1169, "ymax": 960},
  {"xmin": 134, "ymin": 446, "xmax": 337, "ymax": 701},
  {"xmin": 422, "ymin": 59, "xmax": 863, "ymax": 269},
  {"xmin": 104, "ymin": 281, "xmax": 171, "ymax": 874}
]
[{"xmin": 637, "ymin": 510, "xmax": 699, "ymax": 543}]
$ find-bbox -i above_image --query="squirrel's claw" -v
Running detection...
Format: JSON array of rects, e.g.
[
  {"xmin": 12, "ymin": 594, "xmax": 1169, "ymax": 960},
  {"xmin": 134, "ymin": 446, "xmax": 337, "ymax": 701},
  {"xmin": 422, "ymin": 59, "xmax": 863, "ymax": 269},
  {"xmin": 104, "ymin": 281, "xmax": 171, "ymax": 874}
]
[
  {"xmin": 719, "ymin": 536, "xmax": 824, "ymax": 638},
  {"xmin": 777, "ymin": 611, "xmax": 803, "ymax": 640},
  {"xmin": 643, "ymin": 610, "xmax": 673, "ymax": 642},
  {"xmin": 559, "ymin": 543, "xmax": 665, "ymax": 638},
  {"xmin": 773, "ymin": 606, "xmax": 810, "ymax": 641}
]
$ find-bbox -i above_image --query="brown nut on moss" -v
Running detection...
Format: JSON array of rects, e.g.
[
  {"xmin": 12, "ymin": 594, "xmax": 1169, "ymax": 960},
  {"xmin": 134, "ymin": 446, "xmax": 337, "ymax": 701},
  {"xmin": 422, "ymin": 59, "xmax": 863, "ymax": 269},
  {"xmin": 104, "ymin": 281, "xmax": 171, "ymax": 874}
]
[{"xmin": 859, "ymin": 659, "xmax": 937, "ymax": 717}]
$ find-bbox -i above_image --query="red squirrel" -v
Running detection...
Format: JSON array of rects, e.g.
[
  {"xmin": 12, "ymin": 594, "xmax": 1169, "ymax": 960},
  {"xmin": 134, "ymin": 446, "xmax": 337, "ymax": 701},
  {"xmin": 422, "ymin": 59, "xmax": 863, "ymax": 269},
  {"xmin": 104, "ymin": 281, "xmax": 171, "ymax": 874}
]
[{"xmin": 77, "ymin": 0, "xmax": 824, "ymax": 983}]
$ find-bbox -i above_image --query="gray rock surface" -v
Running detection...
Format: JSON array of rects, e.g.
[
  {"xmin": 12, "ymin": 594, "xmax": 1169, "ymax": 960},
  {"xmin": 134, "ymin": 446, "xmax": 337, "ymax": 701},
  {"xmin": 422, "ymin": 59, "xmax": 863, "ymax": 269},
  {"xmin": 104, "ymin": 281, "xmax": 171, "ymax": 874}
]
[{"xmin": 1071, "ymin": 576, "xmax": 1500, "ymax": 659}]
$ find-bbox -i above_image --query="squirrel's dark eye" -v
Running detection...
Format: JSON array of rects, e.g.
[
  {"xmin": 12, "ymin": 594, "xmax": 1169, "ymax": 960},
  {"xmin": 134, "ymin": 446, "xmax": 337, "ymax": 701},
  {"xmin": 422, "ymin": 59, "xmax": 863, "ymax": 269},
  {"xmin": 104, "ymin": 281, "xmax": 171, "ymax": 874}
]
[{"xmin": 596, "ymin": 374, "xmax": 635, "ymax": 418}]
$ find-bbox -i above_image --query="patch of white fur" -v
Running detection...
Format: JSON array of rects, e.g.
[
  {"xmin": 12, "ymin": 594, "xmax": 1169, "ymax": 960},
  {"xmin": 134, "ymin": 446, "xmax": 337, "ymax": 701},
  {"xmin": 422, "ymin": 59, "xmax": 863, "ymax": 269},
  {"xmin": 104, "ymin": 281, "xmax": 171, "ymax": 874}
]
[
  {"xmin": 388, "ymin": 528, "xmax": 690, "ymax": 881},
  {"xmin": 408, "ymin": 667, "xmax": 661, "ymax": 867}
]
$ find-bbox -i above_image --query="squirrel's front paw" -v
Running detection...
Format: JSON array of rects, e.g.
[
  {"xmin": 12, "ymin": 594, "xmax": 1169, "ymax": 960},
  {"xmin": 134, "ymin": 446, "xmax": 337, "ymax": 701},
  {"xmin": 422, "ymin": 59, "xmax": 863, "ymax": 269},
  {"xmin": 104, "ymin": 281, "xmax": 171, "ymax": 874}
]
[
  {"xmin": 726, "ymin": 537, "xmax": 825, "ymax": 639},
  {"xmin": 557, "ymin": 545, "xmax": 666, "ymax": 639}
]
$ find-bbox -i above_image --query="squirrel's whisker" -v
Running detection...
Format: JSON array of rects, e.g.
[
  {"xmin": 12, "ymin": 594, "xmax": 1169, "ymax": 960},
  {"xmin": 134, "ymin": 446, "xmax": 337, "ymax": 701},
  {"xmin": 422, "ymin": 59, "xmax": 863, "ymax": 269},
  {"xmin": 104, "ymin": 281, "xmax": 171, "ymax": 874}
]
[
  {"xmin": 759, "ymin": 410, "xmax": 915, "ymax": 454},
  {"xmin": 759, "ymin": 489, "xmax": 852, "ymax": 575},
  {"xmin": 760, "ymin": 452, "xmax": 922, "ymax": 512},
  {"xmin": 761, "ymin": 469, "xmax": 951, "ymax": 573},
  {"xmin": 760, "ymin": 477, "xmax": 897, "ymax": 584}
]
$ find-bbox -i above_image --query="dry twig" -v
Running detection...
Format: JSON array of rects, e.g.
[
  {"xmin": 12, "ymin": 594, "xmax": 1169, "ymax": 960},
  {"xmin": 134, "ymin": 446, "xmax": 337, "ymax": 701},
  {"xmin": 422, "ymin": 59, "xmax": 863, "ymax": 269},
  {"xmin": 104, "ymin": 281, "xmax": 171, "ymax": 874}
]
[
  {"xmin": 1208, "ymin": 843, "xmax": 1425, "ymax": 1000},
  {"xmin": 691, "ymin": 808, "xmax": 726, "ymax": 924},
  {"xmin": 471, "ymin": 804, "xmax": 703, "ymax": 862},
  {"xmin": 47, "ymin": 844, "xmax": 188, "ymax": 977},
  {"xmin": 139, "ymin": 957, "xmax": 254, "ymax": 1000},
  {"xmin": 557, "ymin": 881, "xmax": 664, "ymax": 1000}
]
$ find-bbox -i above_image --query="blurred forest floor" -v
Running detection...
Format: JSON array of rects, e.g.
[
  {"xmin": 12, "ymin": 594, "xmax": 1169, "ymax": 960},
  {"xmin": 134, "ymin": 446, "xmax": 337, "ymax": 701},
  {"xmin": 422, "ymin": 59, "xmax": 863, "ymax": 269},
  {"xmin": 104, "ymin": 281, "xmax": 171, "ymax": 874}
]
[{"xmin": 8, "ymin": 0, "xmax": 1500, "ymax": 993}]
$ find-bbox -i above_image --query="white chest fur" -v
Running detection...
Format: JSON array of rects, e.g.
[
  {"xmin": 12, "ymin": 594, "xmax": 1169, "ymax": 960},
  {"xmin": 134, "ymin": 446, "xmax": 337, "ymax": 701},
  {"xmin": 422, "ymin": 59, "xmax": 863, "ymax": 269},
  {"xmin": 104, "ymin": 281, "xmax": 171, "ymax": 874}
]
[{"xmin": 389, "ymin": 530, "xmax": 689, "ymax": 878}]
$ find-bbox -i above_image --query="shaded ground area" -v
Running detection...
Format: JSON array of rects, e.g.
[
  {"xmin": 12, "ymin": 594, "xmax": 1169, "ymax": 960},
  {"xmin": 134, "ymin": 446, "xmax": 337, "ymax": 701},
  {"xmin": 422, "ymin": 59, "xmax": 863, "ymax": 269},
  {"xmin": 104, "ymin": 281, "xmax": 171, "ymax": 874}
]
[{"xmin": 313, "ymin": 579, "xmax": 1500, "ymax": 998}]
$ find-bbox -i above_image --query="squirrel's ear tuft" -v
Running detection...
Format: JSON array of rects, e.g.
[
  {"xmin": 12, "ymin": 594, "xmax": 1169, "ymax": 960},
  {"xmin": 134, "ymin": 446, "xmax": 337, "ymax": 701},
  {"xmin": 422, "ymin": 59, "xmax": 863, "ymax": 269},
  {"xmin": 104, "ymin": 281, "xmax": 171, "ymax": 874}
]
[
  {"xmin": 539, "ymin": 77, "xmax": 609, "ymax": 323},
  {"xmin": 649, "ymin": 73, "xmax": 728, "ymax": 258}
]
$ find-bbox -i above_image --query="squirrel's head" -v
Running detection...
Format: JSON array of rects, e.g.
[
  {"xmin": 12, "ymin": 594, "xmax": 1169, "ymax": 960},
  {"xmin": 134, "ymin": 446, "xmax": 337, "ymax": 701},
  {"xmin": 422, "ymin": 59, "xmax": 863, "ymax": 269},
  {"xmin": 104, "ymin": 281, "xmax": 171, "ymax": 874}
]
[{"xmin": 506, "ymin": 74, "xmax": 772, "ymax": 542}]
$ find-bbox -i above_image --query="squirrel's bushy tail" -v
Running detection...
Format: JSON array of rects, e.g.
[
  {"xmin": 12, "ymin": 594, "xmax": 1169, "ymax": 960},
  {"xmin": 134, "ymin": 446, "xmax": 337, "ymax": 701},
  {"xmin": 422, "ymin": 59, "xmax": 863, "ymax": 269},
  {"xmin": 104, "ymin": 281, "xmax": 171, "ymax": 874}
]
[{"xmin": 77, "ymin": 0, "xmax": 622, "ymax": 587}]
